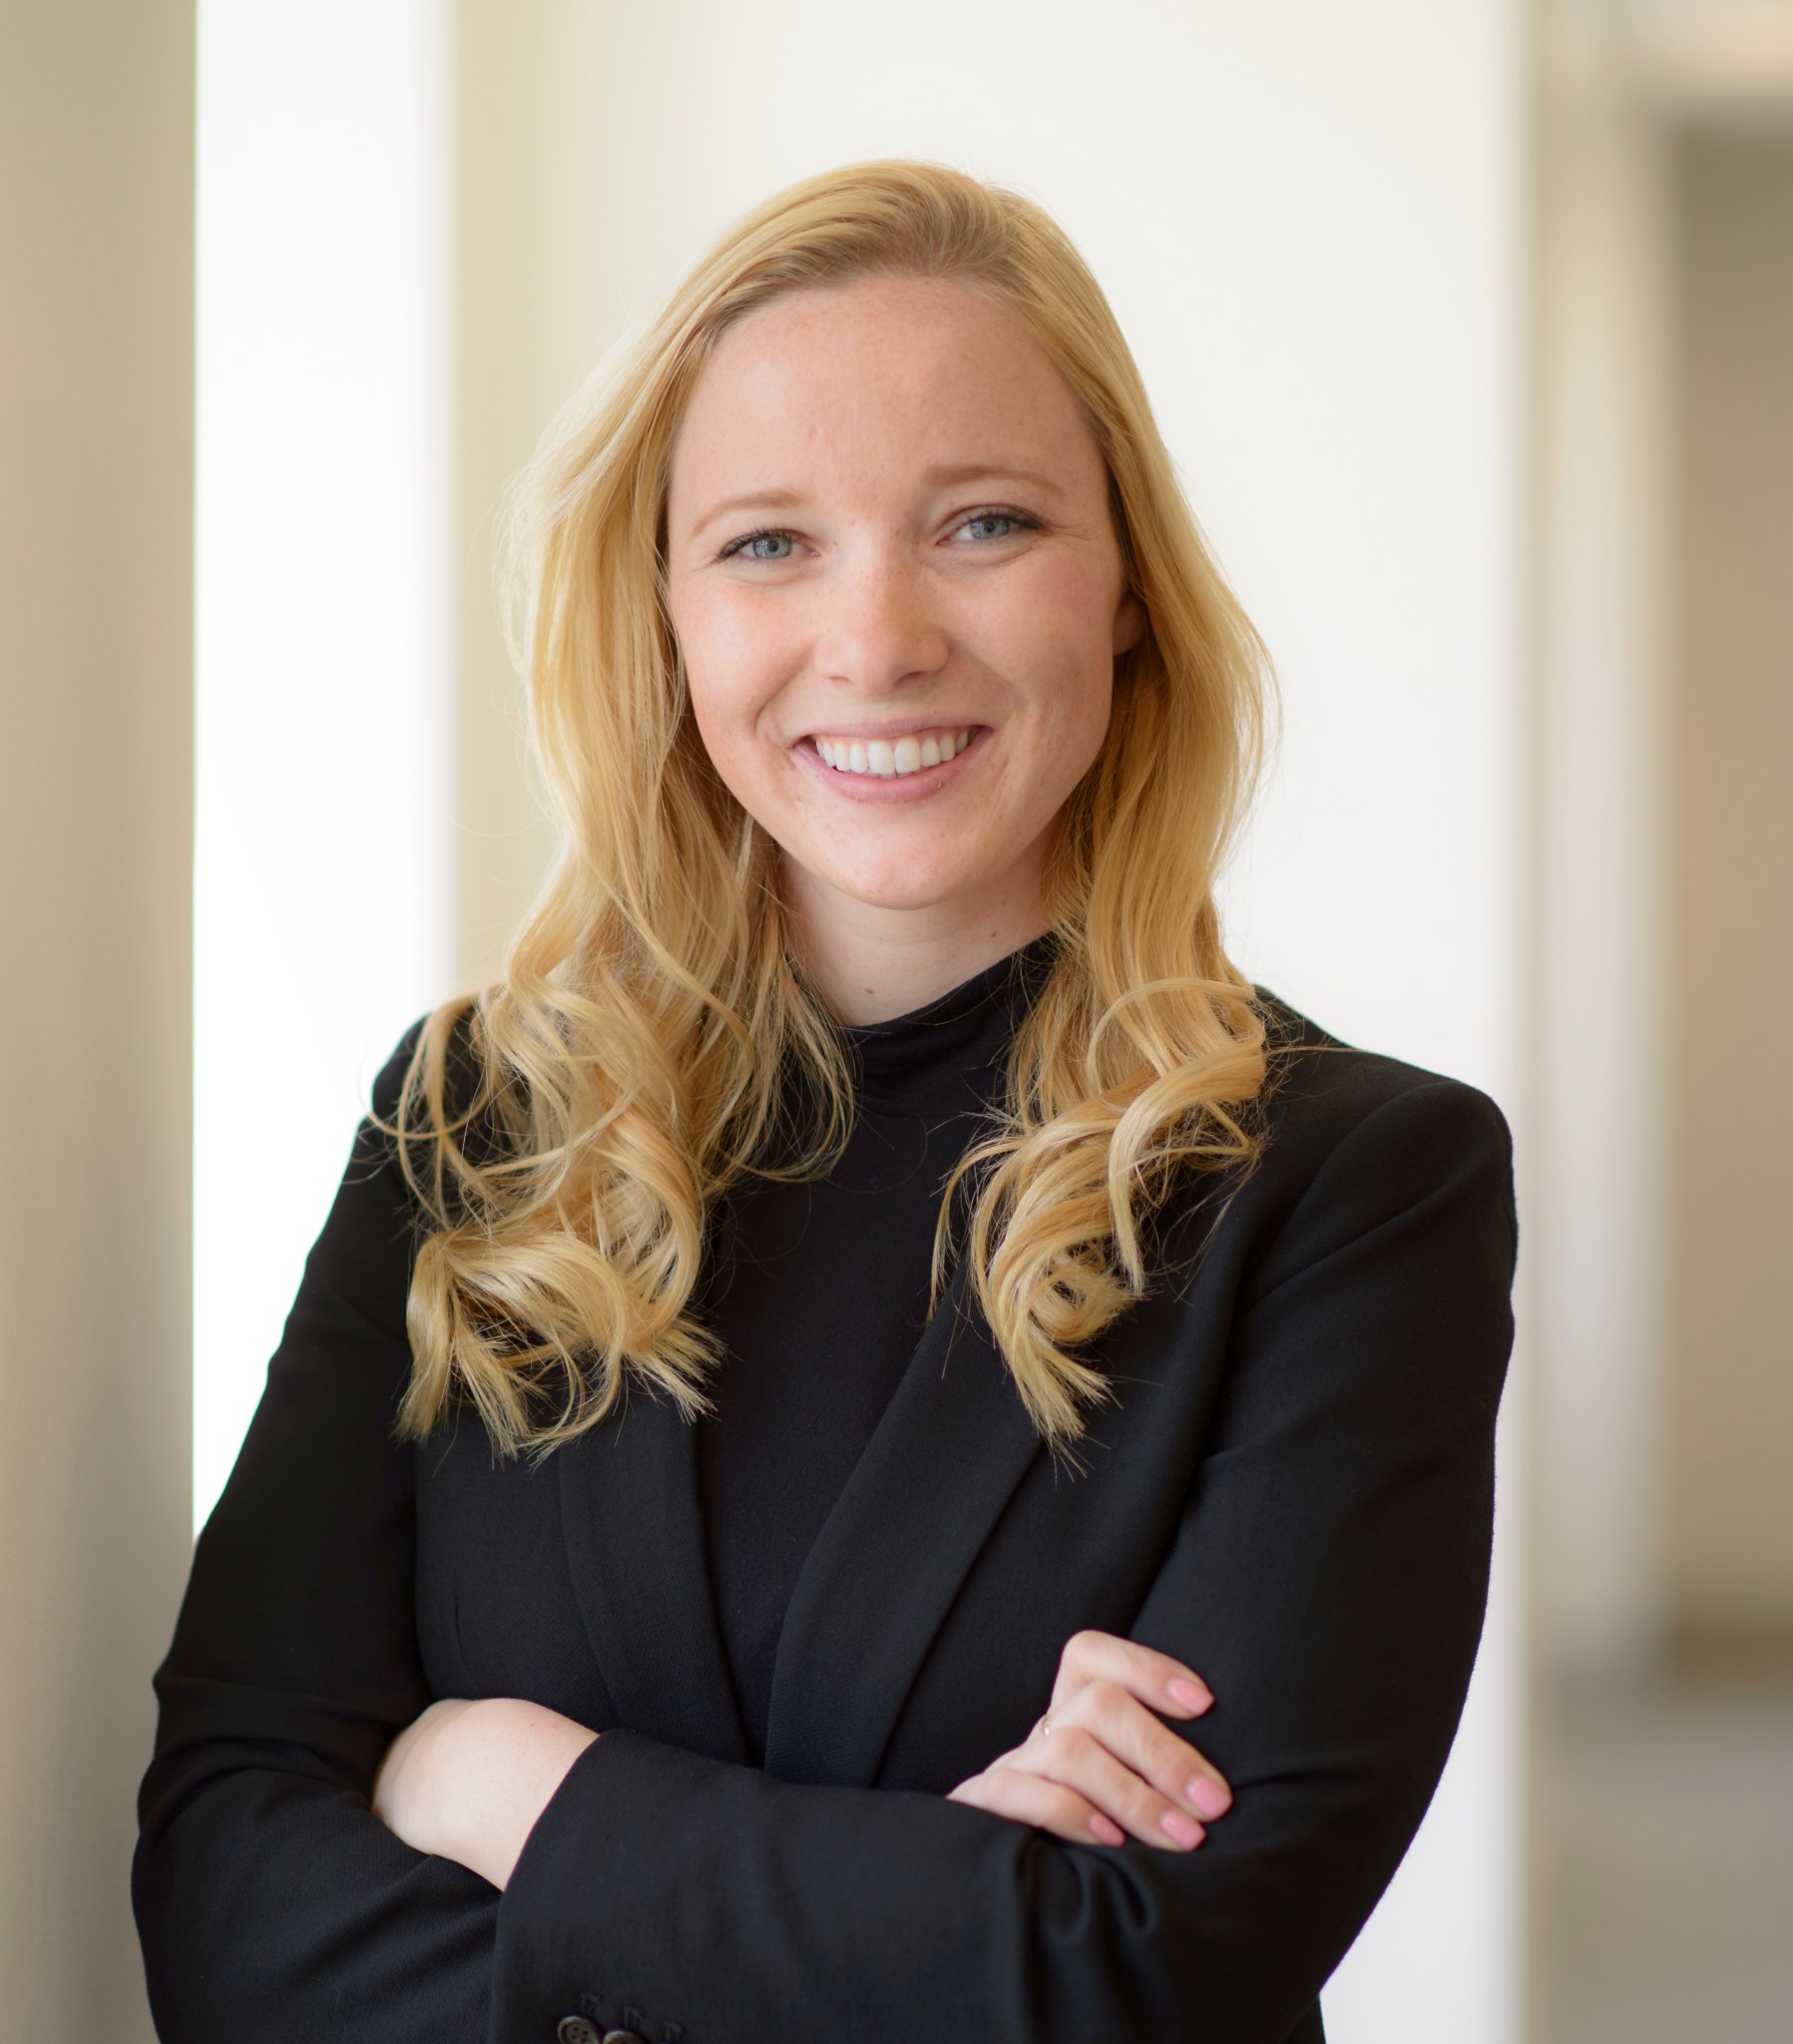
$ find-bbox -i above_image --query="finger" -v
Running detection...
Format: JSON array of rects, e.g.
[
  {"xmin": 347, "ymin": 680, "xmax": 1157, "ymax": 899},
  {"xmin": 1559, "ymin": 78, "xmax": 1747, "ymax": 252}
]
[
  {"xmin": 948, "ymin": 1765, "xmax": 1130, "ymax": 1848},
  {"xmin": 1051, "ymin": 1679, "xmax": 1233, "ymax": 1820},
  {"xmin": 1009, "ymin": 1721, "xmax": 1208, "ymax": 1850},
  {"xmin": 1053, "ymin": 1629, "xmax": 1213, "ymax": 1720}
]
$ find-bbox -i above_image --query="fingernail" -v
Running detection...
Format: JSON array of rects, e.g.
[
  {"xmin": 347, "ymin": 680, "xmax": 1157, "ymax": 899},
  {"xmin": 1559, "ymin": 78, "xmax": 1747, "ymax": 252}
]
[
  {"xmin": 1159, "ymin": 1808, "xmax": 1204, "ymax": 1848},
  {"xmin": 1168, "ymin": 1677, "xmax": 1211, "ymax": 1713},
  {"xmin": 1090, "ymin": 1812, "xmax": 1125, "ymax": 1845},
  {"xmin": 1187, "ymin": 1775, "xmax": 1231, "ymax": 1819}
]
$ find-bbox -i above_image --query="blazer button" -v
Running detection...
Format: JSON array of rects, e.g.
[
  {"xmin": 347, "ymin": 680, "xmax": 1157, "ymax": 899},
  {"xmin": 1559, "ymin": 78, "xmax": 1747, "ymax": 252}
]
[
  {"xmin": 602, "ymin": 2033, "xmax": 647, "ymax": 2044},
  {"xmin": 555, "ymin": 2021, "xmax": 602, "ymax": 2044}
]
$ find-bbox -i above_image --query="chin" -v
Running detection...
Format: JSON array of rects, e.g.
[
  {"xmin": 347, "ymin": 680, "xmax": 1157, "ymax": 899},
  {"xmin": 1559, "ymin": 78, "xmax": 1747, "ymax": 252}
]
[
  {"xmin": 803, "ymin": 858, "xmax": 980, "ymax": 916},
  {"xmin": 835, "ymin": 879, "xmax": 970, "ymax": 914}
]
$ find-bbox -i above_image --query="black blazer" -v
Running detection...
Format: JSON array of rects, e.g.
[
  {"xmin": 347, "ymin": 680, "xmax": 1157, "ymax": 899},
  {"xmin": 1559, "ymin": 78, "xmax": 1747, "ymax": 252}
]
[{"xmin": 134, "ymin": 994, "xmax": 1518, "ymax": 2044}]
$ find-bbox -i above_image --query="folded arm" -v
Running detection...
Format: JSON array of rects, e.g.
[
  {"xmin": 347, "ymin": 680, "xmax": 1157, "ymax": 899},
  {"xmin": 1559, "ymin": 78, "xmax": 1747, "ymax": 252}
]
[{"xmin": 138, "ymin": 1040, "xmax": 1515, "ymax": 2044}]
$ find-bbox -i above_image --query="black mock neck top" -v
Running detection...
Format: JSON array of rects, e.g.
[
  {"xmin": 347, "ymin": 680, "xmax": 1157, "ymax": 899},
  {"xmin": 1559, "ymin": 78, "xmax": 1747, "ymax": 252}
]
[{"xmin": 692, "ymin": 932, "xmax": 1060, "ymax": 1766}]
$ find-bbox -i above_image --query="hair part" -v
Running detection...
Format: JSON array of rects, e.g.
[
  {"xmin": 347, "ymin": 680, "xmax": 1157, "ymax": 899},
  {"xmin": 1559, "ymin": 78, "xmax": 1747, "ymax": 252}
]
[{"xmin": 386, "ymin": 157, "xmax": 1280, "ymax": 1470}]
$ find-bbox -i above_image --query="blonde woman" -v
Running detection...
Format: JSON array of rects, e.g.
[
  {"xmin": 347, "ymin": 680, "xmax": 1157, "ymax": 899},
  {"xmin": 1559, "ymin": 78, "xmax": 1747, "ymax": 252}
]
[{"xmin": 135, "ymin": 162, "xmax": 1517, "ymax": 2044}]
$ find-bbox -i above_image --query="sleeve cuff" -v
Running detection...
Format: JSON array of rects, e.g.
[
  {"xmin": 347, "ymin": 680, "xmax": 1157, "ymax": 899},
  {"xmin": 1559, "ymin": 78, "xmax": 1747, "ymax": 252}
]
[{"xmin": 490, "ymin": 1727, "xmax": 749, "ymax": 2038}]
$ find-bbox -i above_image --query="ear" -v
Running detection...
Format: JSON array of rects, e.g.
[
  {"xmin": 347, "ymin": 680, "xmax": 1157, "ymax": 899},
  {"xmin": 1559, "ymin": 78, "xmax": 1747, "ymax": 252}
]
[{"xmin": 1112, "ymin": 589, "xmax": 1146, "ymax": 658}]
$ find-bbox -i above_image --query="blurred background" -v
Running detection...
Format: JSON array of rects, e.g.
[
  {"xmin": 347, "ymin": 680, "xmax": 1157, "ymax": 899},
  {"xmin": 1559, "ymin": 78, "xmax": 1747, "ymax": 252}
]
[{"xmin": 2, "ymin": 1, "xmax": 1788, "ymax": 2039}]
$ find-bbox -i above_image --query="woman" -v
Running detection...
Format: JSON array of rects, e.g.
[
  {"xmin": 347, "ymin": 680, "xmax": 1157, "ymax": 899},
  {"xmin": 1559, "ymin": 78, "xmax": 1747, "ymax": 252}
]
[{"xmin": 134, "ymin": 161, "xmax": 1517, "ymax": 2043}]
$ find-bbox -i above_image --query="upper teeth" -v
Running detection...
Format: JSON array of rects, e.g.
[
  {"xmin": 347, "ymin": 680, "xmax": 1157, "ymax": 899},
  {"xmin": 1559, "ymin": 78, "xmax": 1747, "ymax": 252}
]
[{"xmin": 813, "ymin": 728, "xmax": 976, "ymax": 778}]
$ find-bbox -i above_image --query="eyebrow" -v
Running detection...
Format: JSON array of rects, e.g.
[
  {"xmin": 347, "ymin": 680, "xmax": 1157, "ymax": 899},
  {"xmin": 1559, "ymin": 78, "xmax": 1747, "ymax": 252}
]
[{"xmin": 684, "ymin": 462, "xmax": 1067, "ymax": 541}]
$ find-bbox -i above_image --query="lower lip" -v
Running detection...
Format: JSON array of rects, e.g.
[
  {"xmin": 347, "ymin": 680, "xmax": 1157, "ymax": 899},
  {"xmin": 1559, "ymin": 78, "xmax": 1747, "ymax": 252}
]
[{"xmin": 793, "ymin": 728, "xmax": 991, "ymax": 803}]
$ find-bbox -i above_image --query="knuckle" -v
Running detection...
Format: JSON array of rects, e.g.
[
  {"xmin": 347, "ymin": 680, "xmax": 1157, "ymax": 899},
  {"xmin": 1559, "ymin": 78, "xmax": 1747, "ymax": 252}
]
[{"xmin": 1056, "ymin": 1724, "xmax": 1099, "ymax": 1763}]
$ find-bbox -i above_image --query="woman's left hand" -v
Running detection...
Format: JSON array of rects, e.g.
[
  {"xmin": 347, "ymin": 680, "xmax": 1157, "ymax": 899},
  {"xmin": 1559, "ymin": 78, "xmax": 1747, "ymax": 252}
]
[
  {"xmin": 371, "ymin": 1696, "xmax": 598, "ymax": 1890},
  {"xmin": 945, "ymin": 1629, "xmax": 1230, "ymax": 1850}
]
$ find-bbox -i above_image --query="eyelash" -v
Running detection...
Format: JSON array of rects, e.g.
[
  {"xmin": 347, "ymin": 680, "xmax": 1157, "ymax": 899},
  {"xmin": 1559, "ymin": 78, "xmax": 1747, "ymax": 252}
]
[{"xmin": 715, "ymin": 505, "xmax": 1043, "ymax": 563}]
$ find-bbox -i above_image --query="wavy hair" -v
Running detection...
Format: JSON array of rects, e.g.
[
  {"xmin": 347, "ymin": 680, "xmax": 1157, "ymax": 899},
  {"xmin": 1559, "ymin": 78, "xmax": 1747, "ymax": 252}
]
[{"xmin": 388, "ymin": 158, "xmax": 1279, "ymax": 1468}]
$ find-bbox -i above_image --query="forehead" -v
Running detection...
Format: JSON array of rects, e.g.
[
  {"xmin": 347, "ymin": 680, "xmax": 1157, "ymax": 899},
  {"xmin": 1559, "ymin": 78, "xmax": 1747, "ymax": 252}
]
[{"xmin": 667, "ymin": 274, "xmax": 1105, "ymax": 509}]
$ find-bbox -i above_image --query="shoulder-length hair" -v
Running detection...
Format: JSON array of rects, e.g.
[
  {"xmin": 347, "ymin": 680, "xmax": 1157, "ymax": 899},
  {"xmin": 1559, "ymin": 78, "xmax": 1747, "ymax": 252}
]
[{"xmin": 390, "ymin": 158, "xmax": 1277, "ymax": 1467}]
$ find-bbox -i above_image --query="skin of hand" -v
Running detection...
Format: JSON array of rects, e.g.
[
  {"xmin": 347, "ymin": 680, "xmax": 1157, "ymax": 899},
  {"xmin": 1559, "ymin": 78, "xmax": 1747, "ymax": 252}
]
[
  {"xmin": 370, "ymin": 1695, "xmax": 598, "ymax": 1890},
  {"xmin": 945, "ymin": 1630, "xmax": 1232, "ymax": 1850}
]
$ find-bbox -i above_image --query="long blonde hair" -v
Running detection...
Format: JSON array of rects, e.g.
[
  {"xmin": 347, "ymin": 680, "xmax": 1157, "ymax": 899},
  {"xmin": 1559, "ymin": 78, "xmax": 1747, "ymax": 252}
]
[{"xmin": 390, "ymin": 159, "xmax": 1277, "ymax": 1467}]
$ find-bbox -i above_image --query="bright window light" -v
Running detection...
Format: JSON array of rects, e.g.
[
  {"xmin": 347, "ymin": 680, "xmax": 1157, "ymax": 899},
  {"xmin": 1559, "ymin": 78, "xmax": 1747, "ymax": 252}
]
[{"xmin": 194, "ymin": 0, "xmax": 454, "ymax": 1532}]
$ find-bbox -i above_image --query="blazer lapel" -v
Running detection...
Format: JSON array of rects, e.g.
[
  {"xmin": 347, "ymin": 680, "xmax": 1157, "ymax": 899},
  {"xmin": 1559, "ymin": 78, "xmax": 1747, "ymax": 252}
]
[
  {"xmin": 762, "ymin": 1254, "xmax": 1045, "ymax": 1788},
  {"xmin": 557, "ymin": 1381, "xmax": 754, "ymax": 1767}
]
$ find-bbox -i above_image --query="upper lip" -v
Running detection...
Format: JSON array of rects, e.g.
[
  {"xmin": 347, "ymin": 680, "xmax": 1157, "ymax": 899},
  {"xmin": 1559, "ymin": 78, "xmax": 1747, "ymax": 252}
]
[{"xmin": 799, "ymin": 718, "xmax": 984, "ymax": 743}]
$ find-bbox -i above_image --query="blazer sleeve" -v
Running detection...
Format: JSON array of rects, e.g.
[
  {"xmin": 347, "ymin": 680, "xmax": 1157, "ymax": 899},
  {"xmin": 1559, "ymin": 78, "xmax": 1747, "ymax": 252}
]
[
  {"xmin": 133, "ymin": 1023, "xmax": 500, "ymax": 2042},
  {"xmin": 489, "ymin": 1073, "xmax": 1519, "ymax": 2044}
]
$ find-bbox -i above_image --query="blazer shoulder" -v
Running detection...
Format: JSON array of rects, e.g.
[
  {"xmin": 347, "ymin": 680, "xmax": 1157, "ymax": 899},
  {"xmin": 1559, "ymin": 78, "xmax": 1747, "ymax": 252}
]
[
  {"xmin": 1155, "ymin": 986, "xmax": 1518, "ymax": 1295},
  {"xmin": 1247, "ymin": 984, "xmax": 1514, "ymax": 1172}
]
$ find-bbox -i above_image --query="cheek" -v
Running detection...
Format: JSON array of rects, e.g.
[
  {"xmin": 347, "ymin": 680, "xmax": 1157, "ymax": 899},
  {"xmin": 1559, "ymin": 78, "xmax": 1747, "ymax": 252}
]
[
  {"xmin": 674, "ymin": 593, "xmax": 782, "ymax": 752},
  {"xmin": 978, "ymin": 558, "xmax": 1121, "ymax": 706}
]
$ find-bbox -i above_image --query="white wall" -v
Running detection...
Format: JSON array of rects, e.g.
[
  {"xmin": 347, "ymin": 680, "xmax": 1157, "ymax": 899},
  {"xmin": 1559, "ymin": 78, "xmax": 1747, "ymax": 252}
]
[
  {"xmin": 0, "ymin": 7, "xmax": 195, "ymax": 2037},
  {"xmin": 193, "ymin": 0, "xmax": 456, "ymax": 1527},
  {"xmin": 456, "ymin": 5, "xmax": 1529, "ymax": 2039}
]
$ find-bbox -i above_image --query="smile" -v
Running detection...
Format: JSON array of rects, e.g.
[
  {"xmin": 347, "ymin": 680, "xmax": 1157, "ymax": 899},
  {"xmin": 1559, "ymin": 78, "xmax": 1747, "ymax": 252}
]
[{"xmin": 811, "ymin": 727, "xmax": 978, "ymax": 779}]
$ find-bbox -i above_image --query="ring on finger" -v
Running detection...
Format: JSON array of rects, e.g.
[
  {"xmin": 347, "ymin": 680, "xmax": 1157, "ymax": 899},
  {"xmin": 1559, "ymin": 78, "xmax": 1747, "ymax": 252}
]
[{"xmin": 1036, "ymin": 1710, "xmax": 1056, "ymax": 1739}]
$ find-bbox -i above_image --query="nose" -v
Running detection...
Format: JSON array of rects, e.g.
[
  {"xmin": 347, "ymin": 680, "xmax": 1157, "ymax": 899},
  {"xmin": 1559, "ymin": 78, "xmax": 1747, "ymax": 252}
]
[{"xmin": 810, "ymin": 547, "xmax": 951, "ymax": 695}]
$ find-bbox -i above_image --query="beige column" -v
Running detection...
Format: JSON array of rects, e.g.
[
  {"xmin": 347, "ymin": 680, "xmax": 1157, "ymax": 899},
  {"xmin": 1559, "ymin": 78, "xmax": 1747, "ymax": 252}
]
[
  {"xmin": 0, "ymin": 5, "xmax": 195, "ymax": 2039},
  {"xmin": 1666, "ymin": 129, "xmax": 1793, "ymax": 1651},
  {"xmin": 1531, "ymin": 15, "xmax": 1679, "ymax": 1676}
]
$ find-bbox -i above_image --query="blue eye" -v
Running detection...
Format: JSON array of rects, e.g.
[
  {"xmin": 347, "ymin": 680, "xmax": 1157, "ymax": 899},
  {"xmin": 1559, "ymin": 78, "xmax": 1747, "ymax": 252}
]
[
  {"xmin": 724, "ymin": 529, "xmax": 795, "ymax": 562},
  {"xmin": 954, "ymin": 509, "xmax": 1040, "ymax": 544}
]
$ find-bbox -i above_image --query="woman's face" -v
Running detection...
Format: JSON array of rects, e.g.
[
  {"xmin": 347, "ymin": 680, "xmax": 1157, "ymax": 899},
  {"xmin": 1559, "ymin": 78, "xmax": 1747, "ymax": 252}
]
[{"xmin": 663, "ymin": 272, "xmax": 1143, "ymax": 953}]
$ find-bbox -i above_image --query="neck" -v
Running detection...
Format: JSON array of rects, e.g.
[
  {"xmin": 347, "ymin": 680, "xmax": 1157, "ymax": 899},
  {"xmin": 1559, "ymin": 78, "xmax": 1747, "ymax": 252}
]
[{"xmin": 781, "ymin": 872, "xmax": 1056, "ymax": 1026}]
